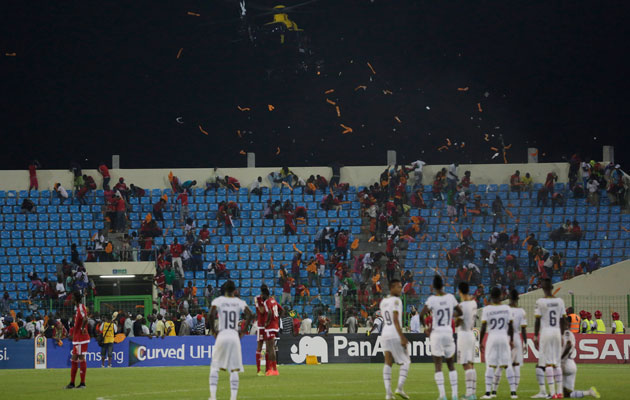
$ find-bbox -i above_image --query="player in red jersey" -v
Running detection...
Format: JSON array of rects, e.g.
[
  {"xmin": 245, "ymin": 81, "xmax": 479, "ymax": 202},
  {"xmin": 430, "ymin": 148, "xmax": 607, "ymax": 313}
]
[
  {"xmin": 254, "ymin": 284, "xmax": 269, "ymax": 376},
  {"xmin": 264, "ymin": 289, "xmax": 283, "ymax": 376},
  {"xmin": 66, "ymin": 292, "xmax": 89, "ymax": 389}
]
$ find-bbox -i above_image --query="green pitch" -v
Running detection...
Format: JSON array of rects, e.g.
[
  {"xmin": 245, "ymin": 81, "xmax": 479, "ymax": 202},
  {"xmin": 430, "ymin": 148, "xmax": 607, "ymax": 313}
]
[{"xmin": 3, "ymin": 363, "xmax": 628, "ymax": 399}]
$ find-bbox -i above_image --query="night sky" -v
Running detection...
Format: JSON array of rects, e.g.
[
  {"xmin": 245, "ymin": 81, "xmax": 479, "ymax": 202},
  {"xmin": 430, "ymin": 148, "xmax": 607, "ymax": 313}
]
[{"xmin": 2, "ymin": 0, "xmax": 627, "ymax": 170}]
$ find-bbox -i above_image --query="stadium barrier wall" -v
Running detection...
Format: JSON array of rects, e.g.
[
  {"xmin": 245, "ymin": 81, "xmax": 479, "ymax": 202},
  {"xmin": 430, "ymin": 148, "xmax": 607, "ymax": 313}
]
[
  {"xmin": 277, "ymin": 334, "xmax": 435, "ymax": 364},
  {"xmin": 522, "ymin": 333, "xmax": 630, "ymax": 364},
  {"xmin": 0, "ymin": 339, "xmax": 35, "ymax": 369},
  {"xmin": 45, "ymin": 336, "xmax": 257, "ymax": 369},
  {"xmin": 0, "ymin": 162, "xmax": 570, "ymax": 191}
]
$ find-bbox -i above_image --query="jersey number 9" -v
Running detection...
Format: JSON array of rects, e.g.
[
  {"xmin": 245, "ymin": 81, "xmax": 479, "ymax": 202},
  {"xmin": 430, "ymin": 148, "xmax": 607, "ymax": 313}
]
[{"xmin": 223, "ymin": 310, "xmax": 237, "ymax": 329}]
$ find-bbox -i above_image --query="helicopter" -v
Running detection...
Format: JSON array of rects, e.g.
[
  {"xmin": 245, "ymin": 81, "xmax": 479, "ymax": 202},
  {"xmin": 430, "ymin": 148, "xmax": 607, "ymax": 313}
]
[{"xmin": 263, "ymin": 5, "xmax": 303, "ymax": 31}]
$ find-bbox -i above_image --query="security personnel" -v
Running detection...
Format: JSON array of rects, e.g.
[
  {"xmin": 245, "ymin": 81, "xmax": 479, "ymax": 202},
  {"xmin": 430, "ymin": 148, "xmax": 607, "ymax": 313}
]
[
  {"xmin": 567, "ymin": 307, "xmax": 581, "ymax": 333},
  {"xmin": 594, "ymin": 310, "xmax": 606, "ymax": 334},
  {"xmin": 611, "ymin": 312, "xmax": 626, "ymax": 334},
  {"xmin": 580, "ymin": 310, "xmax": 591, "ymax": 333}
]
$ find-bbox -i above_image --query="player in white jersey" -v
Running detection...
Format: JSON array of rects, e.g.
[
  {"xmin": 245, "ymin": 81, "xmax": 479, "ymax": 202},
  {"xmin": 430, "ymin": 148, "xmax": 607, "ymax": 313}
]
[
  {"xmin": 208, "ymin": 280, "xmax": 253, "ymax": 400},
  {"xmin": 479, "ymin": 287, "xmax": 518, "ymax": 400},
  {"xmin": 456, "ymin": 282, "xmax": 478, "ymax": 400},
  {"xmin": 380, "ymin": 279, "xmax": 411, "ymax": 400},
  {"xmin": 506, "ymin": 290, "xmax": 527, "ymax": 394},
  {"xmin": 560, "ymin": 316, "xmax": 600, "ymax": 398},
  {"xmin": 420, "ymin": 275, "xmax": 462, "ymax": 400},
  {"xmin": 533, "ymin": 278, "xmax": 566, "ymax": 399}
]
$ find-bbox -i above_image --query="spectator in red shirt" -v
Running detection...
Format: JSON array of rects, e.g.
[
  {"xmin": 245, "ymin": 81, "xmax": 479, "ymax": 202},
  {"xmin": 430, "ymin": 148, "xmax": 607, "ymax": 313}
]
[
  {"xmin": 510, "ymin": 170, "xmax": 524, "ymax": 192},
  {"xmin": 208, "ymin": 261, "xmax": 229, "ymax": 287},
  {"xmin": 28, "ymin": 160, "xmax": 40, "ymax": 191},
  {"xmin": 446, "ymin": 247, "xmax": 460, "ymax": 269},
  {"xmin": 199, "ymin": 224, "xmax": 210, "ymax": 243},
  {"xmin": 98, "ymin": 162, "xmax": 110, "ymax": 190},
  {"xmin": 574, "ymin": 262, "xmax": 585, "ymax": 276},
  {"xmin": 570, "ymin": 220, "xmax": 582, "ymax": 240},
  {"xmin": 114, "ymin": 194, "xmax": 127, "ymax": 232},
  {"xmin": 153, "ymin": 198, "xmax": 166, "ymax": 222},
  {"xmin": 170, "ymin": 238, "xmax": 184, "ymax": 277},
  {"xmin": 176, "ymin": 191, "xmax": 189, "ymax": 222},
  {"xmin": 461, "ymin": 227, "xmax": 474, "ymax": 244},
  {"xmin": 281, "ymin": 277, "xmax": 294, "ymax": 307},
  {"xmin": 114, "ymin": 177, "xmax": 129, "ymax": 200},
  {"xmin": 460, "ymin": 171, "xmax": 472, "ymax": 193},
  {"xmin": 284, "ymin": 210, "xmax": 296, "ymax": 235},
  {"xmin": 336, "ymin": 230, "xmax": 349, "ymax": 260},
  {"xmin": 509, "ymin": 229, "xmax": 520, "ymax": 250}
]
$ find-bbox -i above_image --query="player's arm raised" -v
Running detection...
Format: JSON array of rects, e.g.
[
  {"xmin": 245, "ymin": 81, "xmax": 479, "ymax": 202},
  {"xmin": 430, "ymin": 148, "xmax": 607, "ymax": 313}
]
[
  {"xmin": 393, "ymin": 310, "xmax": 408, "ymax": 348},
  {"xmin": 208, "ymin": 305, "xmax": 218, "ymax": 336}
]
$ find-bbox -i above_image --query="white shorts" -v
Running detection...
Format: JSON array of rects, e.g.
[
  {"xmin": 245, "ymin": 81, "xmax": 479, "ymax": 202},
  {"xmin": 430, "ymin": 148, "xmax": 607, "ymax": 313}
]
[
  {"xmin": 562, "ymin": 359, "xmax": 577, "ymax": 391},
  {"xmin": 430, "ymin": 331, "xmax": 455, "ymax": 359},
  {"xmin": 538, "ymin": 331, "xmax": 562, "ymax": 367},
  {"xmin": 511, "ymin": 337, "xmax": 523, "ymax": 365},
  {"xmin": 211, "ymin": 330, "xmax": 244, "ymax": 372},
  {"xmin": 485, "ymin": 335, "xmax": 511, "ymax": 367},
  {"xmin": 382, "ymin": 337, "xmax": 410, "ymax": 365},
  {"xmin": 457, "ymin": 331, "xmax": 475, "ymax": 364},
  {"xmin": 257, "ymin": 327, "xmax": 265, "ymax": 342}
]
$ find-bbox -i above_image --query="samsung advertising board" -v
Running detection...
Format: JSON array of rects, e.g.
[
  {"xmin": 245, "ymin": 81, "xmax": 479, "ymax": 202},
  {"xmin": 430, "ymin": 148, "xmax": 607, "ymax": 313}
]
[{"xmin": 46, "ymin": 336, "xmax": 258, "ymax": 368}]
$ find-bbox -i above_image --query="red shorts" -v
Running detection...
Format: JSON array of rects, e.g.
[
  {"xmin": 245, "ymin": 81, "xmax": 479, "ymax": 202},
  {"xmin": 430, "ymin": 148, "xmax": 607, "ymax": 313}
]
[
  {"xmin": 263, "ymin": 329, "xmax": 279, "ymax": 341},
  {"xmin": 257, "ymin": 327, "xmax": 266, "ymax": 342},
  {"xmin": 72, "ymin": 343, "xmax": 89, "ymax": 356}
]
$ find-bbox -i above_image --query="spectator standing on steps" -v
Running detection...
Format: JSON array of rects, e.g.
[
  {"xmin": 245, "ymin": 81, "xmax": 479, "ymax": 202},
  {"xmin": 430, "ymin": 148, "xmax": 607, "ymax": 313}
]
[
  {"xmin": 28, "ymin": 160, "xmax": 41, "ymax": 191},
  {"xmin": 491, "ymin": 195, "xmax": 505, "ymax": 231},
  {"xmin": 176, "ymin": 191, "xmax": 189, "ymax": 222},
  {"xmin": 447, "ymin": 162, "xmax": 459, "ymax": 192},
  {"xmin": 98, "ymin": 162, "xmax": 111, "ymax": 190},
  {"xmin": 170, "ymin": 238, "xmax": 184, "ymax": 278}
]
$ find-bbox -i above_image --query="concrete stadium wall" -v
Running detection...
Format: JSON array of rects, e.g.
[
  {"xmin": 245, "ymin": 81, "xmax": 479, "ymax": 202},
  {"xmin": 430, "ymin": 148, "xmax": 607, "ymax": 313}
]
[
  {"xmin": 0, "ymin": 162, "xmax": 569, "ymax": 191},
  {"xmin": 512, "ymin": 259, "xmax": 630, "ymax": 328}
]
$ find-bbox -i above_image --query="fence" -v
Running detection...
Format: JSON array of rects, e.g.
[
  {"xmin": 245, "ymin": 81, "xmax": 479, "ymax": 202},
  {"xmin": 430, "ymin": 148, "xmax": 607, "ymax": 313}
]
[{"xmin": 516, "ymin": 294, "xmax": 630, "ymax": 330}]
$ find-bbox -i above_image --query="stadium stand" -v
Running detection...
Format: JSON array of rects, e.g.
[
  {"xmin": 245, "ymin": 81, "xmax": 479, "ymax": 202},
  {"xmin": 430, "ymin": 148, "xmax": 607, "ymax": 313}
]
[{"xmin": 1, "ymin": 166, "xmax": 628, "ymax": 318}]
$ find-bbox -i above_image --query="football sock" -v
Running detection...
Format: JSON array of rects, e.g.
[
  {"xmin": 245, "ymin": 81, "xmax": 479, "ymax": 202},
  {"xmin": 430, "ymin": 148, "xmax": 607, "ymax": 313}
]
[
  {"xmin": 465, "ymin": 368, "xmax": 476, "ymax": 397},
  {"xmin": 70, "ymin": 360, "xmax": 78, "ymax": 384},
  {"xmin": 230, "ymin": 371, "xmax": 239, "ymax": 400},
  {"xmin": 513, "ymin": 364, "xmax": 521, "ymax": 391},
  {"xmin": 545, "ymin": 366, "xmax": 556, "ymax": 396},
  {"xmin": 256, "ymin": 352, "xmax": 261, "ymax": 372},
  {"xmin": 79, "ymin": 360, "xmax": 86, "ymax": 384},
  {"xmin": 397, "ymin": 361, "xmax": 410, "ymax": 391},
  {"xmin": 484, "ymin": 366, "xmax": 495, "ymax": 394},
  {"xmin": 554, "ymin": 366, "xmax": 563, "ymax": 395},
  {"xmin": 505, "ymin": 365, "xmax": 517, "ymax": 393},
  {"xmin": 536, "ymin": 367, "xmax": 547, "ymax": 394},
  {"xmin": 209, "ymin": 367, "xmax": 219, "ymax": 399},
  {"xmin": 492, "ymin": 366, "xmax": 501, "ymax": 392},
  {"xmin": 383, "ymin": 364, "xmax": 392, "ymax": 395},
  {"xmin": 570, "ymin": 391, "xmax": 585, "ymax": 398},
  {"xmin": 449, "ymin": 369, "xmax": 458, "ymax": 398},
  {"xmin": 435, "ymin": 371, "xmax": 446, "ymax": 398},
  {"xmin": 272, "ymin": 361, "xmax": 277, "ymax": 371}
]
